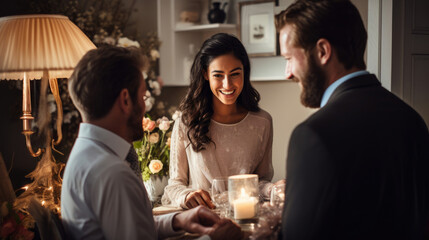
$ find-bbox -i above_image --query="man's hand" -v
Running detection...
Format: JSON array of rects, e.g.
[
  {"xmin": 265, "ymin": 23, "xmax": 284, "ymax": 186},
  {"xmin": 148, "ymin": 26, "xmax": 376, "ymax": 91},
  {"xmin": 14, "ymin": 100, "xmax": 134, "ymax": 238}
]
[
  {"xmin": 172, "ymin": 206, "xmax": 219, "ymax": 234},
  {"xmin": 185, "ymin": 189, "xmax": 215, "ymax": 209},
  {"xmin": 208, "ymin": 218, "xmax": 242, "ymax": 240},
  {"xmin": 172, "ymin": 206, "xmax": 242, "ymax": 239}
]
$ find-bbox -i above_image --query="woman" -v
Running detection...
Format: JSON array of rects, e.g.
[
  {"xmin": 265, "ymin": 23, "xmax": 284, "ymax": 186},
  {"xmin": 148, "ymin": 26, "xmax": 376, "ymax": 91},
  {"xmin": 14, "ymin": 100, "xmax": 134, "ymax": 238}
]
[{"xmin": 162, "ymin": 33, "xmax": 278, "ymax": 209}]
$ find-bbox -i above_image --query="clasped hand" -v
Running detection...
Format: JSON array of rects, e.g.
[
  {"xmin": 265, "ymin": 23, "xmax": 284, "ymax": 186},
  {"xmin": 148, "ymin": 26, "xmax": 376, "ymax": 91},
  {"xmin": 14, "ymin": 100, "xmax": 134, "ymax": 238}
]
[{"xmin": 173, "ymin": 206, "xmax": 242, "ymax": 240}]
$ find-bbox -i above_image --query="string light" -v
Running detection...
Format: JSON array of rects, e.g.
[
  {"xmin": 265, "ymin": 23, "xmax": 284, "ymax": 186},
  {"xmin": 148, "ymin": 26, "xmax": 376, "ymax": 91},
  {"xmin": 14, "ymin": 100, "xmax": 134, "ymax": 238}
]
[{"xmin": 14, "ymin": 144, "xmax": 65, "ymax": 219}]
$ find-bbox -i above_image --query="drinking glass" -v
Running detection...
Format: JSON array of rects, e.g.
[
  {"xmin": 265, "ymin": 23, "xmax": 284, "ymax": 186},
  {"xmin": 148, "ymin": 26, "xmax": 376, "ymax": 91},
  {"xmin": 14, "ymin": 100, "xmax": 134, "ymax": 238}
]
[
  {"xmin": 228, "ymin": 174, "xmax": 259, "ymax": 222},
  {"xmin": 270, "ymin": 183, "xmax": 286, "ymax": 208},
  {"xmin": 211, "ymin": 177, "xmax": 229, "ymax": 217}
]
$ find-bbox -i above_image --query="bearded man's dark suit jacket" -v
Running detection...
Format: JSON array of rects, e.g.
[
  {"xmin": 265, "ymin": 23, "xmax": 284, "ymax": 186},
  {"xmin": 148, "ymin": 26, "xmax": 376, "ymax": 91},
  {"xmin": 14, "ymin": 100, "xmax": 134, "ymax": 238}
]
[{"xmin": 280, "ymin": 73, "xmax": 429, "ymax": 240}]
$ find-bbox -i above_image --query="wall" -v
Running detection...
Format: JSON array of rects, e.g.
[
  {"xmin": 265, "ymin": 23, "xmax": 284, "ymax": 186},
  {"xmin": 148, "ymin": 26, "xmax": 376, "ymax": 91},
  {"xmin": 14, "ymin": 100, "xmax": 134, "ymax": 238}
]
[{"xmin": 252, "ymin": 82, "xmax": 315, "ymax": 181}]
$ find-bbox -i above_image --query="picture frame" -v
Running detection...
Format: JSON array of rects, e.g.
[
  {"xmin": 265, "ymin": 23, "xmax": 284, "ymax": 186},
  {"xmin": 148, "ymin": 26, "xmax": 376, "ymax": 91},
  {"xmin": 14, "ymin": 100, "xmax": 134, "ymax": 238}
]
[{"xmin": 239, "ymin": 0, "xmax": 276, "ymax": 57}]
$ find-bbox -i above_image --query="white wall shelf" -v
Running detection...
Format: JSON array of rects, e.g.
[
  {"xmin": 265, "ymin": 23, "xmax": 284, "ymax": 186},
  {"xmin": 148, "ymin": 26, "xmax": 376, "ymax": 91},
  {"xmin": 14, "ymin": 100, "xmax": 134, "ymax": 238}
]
[{"xmin": 175, "ymin": 23, "xmax": 236, "ymax": 32}]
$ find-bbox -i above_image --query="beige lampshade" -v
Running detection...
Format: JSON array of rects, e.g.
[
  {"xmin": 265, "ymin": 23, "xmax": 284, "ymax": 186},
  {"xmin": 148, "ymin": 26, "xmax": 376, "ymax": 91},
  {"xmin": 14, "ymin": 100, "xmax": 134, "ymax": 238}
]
[{"xmin": 0, "ymin": 14, "xmax": 96, "ymax": 80}]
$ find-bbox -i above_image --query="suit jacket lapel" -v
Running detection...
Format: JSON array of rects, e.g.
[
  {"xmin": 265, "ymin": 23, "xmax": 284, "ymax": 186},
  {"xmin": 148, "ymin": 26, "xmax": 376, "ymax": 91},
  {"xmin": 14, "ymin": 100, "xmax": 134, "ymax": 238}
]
[{"xmin": 327, "ymin": 74, "xmax": 381, "ymax": 105}]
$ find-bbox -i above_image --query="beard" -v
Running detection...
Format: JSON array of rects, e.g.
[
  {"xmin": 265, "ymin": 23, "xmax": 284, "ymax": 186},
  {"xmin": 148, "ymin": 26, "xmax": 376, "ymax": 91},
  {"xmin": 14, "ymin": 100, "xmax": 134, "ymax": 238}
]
[
  {"xmin": 297, "ymin": 53, "xmax": 327, "ymax": 108},
  {"xmin": 127, "ymin": 101, "xmax": 144, "ymax": 141}
]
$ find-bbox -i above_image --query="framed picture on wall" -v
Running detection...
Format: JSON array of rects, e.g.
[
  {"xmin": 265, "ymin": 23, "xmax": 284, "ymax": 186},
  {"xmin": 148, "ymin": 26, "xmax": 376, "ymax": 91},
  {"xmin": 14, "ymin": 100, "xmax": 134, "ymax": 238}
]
[{"xmin": 239, "ymin": 0, "xmax": 276, "ymax": 57}]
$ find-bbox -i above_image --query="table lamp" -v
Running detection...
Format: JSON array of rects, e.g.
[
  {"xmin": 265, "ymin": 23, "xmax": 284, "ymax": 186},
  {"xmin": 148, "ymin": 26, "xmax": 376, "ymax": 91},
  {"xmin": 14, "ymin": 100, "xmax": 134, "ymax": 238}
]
[{"xmin": 0, "ymin": 14, "xmax": 96, "ymax": 157}]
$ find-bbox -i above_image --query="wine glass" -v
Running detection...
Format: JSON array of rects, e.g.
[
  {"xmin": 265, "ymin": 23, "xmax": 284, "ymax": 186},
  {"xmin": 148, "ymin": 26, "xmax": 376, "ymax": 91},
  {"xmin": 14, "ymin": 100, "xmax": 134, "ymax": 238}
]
[
  {"xmin": 270, "ymin": 183, "xmax": 286, "ymax": 208},
  {"xmin": 211, "ymin": 177, "xmax": 229, "ymax": 217}
]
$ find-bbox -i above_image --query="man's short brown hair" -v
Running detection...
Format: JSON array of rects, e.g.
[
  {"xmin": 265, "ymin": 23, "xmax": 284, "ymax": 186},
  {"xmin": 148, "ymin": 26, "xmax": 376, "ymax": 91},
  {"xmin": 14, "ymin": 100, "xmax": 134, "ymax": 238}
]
[
  {"xmin": 68, "ymin": 46, "xmax": 146, "ymax": 121},
  {"xmin": 275, "ymin": 0, "xmax": 367, "ymax": 70}
]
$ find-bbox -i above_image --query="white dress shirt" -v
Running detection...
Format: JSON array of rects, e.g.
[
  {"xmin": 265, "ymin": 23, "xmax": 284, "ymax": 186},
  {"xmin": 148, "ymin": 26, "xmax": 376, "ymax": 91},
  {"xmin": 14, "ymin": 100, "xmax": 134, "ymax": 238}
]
[{"xmin": 61, "ymin": 123, "xmax": 178, "ymax": 240}]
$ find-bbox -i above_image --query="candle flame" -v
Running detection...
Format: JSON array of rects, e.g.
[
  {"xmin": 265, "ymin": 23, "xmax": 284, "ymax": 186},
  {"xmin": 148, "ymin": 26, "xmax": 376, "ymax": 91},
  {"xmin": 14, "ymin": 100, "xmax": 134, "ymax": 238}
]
[
  {"xmin": 41, "ymin": 200, "xmax": 45, "ymax": 206},
  {"xmin": 47, "ymin": 186, "xmax": 53, "ymax": 190},
  {"xmin": 240, "ymin": 188, "xmax": 249, "ymax": 198},
  {"xmin": 22, "ymin": 186, "xmax": 29, "ymax": 191}
]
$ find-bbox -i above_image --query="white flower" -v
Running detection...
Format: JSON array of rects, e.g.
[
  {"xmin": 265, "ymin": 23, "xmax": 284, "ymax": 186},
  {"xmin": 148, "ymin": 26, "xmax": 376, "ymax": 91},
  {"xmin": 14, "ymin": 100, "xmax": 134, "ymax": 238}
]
[
  {"xmin": 143, "ymin": 71, "xmax": 148, "ymax": 79},
  {"xmin": 172, "ymin": 110, "xmax": 181, "ymax": 121},
  {"xmin": 145, "ymin": 90, "xmax": 152, "ymax": 99},
  {"xmin": 103, "ymin": 36, "xmax": 116, "ymax": 45},
  {"xmin": 148, "ymin": 160, "xmax": 163, "ymax": 174},
  {"xmin": 117, "ymin": 37, "xmax": 140, "ymax": 48},
  {"xmin": 150, "ymin": 49, "xmax": 160, "ymax": 60},
  {"xmin": 64, "ymin": 111, "xmax": 80, "ymax": 124},
  {"xmin": 157, "ymin": 116, "xmax": 171, "ymax": 131},
  {"xmin": 47, "ymin": 94, "xmax": 56, "ymax": 114},
  {"xmin": 149, "ymin": 132, "xmax": 159, "ymax": 144},
  {"xmin": 149, "ymin": 80, "xmax": 161, "ymax": 96},
  {"xmin": 145, "ymin": 92, "xmax": 155, "ymax": 112}
]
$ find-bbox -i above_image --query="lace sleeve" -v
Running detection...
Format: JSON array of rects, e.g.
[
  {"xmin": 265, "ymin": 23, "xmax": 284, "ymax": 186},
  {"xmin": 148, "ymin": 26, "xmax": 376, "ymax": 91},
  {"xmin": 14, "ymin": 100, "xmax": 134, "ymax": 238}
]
[
  {"xmin": 255, "ymin": 112, "xmax": 274, "ymax": 199},
  {"xmin": 161, "ymin": 118, "xmax": 193, "ymax": 208}
]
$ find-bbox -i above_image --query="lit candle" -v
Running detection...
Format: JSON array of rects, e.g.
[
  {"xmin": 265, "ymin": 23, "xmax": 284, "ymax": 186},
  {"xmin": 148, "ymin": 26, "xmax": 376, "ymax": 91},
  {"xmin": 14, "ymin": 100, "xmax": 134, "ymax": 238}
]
[{"xmin": 233, "ymin": 188, "xmax": 257, "ymax": 219}]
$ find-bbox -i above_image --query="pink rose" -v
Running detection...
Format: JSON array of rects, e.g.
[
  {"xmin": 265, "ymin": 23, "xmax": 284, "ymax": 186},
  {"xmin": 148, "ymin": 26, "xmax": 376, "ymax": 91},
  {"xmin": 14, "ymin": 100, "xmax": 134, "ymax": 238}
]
[
  {"xmin": 142, "ymin": 117, "xmax": 156, "ymax": 132},
  {"xmin": 149, "ymin": 133, "xmax": 160, "ymax": 144},
  {"xmin": 157, "ymin": 117, "xmax": 171, "ymax": 131}
]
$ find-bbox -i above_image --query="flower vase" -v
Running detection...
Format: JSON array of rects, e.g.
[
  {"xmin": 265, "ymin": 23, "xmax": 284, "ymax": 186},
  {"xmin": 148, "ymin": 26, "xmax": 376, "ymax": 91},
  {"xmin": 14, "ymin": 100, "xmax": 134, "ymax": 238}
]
[
  {"xmin": 208, "ymin": 2, "xmax": 227, "ymax": 24},
  {"xmin": 144, "ymin": 175, "xmax": 169, "ymax": 203}
]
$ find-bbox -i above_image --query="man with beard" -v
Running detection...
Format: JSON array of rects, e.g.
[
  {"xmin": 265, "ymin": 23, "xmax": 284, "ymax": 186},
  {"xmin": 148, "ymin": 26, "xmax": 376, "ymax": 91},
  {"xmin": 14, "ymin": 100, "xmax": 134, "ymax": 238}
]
[
  {"xmin": 276, "ymin": 0, "xmax": 429, "ymax": 239},
  {"xmin": 61, "ymin": 46, "xmax": 241, "ymax": 240}
]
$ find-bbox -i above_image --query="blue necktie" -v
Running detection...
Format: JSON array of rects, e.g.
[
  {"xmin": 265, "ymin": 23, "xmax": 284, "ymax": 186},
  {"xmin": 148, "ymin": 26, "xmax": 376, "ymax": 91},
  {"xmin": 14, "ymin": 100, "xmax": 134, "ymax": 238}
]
[{"xmin": 126, "ymin": 147, "xmax": 141, "ymax": 180}]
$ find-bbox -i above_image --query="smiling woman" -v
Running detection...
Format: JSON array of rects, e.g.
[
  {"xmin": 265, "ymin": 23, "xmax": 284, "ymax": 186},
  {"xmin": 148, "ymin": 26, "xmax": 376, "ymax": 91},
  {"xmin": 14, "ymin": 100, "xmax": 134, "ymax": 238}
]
[
  {"xmin": 206, "ymin": 53, "xmax": 245, "ymax": 115},
  {"xmin": 161, "ymin": 33, "xmax": 279, "ymax": 209}
]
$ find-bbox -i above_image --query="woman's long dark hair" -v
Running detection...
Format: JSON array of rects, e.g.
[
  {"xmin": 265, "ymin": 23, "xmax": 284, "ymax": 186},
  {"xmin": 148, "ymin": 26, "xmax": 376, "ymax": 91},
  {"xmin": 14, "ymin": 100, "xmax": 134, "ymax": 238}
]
[{"xmin": 180, "ymin": 33, "xmax": 260, "ymax": 152}]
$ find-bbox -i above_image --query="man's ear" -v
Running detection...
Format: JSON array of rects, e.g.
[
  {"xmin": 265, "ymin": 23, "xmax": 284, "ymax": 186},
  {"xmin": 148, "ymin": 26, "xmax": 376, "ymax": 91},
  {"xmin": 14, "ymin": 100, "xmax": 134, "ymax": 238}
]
[
  {"xmin": 315, "ymin": 38, "xmax": 331, "ymax": 65},
  {"xmin": 117, "ymin": 88, "xmax": 133, "ymax": 114}
]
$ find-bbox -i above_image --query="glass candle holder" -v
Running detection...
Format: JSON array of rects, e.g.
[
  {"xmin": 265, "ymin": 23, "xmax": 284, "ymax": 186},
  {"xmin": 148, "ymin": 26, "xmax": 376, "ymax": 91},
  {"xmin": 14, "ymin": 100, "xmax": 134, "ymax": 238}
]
[{"xmin": 228, "ymin": 174, "xmax": 259, "ymax": 222}]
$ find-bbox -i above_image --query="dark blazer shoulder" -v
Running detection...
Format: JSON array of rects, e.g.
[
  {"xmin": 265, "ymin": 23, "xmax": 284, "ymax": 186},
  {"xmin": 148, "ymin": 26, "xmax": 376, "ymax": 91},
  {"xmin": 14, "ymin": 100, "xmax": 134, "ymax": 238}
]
[{"xmin": 328, "ymin": 74, "xmax": 380, "ymax": 104}]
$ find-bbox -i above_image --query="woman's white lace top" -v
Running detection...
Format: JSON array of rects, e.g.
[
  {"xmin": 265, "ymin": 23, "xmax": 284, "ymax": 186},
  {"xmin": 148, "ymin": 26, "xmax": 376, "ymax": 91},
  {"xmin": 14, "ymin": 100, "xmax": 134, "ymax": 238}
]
[{"xmin": 161, "ymin": 109, "xmax": 274, "ymax": 208}]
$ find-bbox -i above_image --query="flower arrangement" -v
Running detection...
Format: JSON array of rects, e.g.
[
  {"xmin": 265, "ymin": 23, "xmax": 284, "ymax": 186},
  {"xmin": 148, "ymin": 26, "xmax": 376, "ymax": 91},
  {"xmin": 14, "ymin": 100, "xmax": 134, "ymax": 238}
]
[
  {"xmin": 0, "ymin": 202, "xmax": 34, "ymax": 240},
  {"xmin": 133, "ymin": 114, "xmax": 179, "ymax": 182}
]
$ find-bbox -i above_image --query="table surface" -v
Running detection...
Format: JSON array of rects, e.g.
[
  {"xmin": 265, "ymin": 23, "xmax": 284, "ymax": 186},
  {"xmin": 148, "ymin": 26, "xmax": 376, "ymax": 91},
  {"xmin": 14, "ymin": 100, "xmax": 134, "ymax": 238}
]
[{"xmin": 152, "ymin": 205, "xmax": 183, "ymax": 215}]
